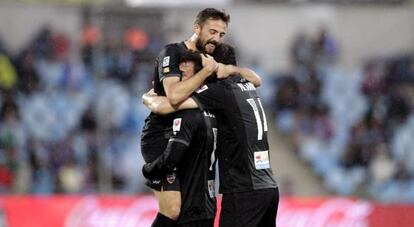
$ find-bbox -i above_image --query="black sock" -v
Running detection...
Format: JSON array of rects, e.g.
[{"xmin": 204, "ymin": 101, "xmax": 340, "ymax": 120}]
[{"xmin": 151, "ymin": 212, "xmax": 177, "ymax": 227}]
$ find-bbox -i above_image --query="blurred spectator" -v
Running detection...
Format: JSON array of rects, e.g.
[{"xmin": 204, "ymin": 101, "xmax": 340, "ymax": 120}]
[
  {"xmin": 290, "ymin": 32, "xmax": 313, "ymax": 66},
  {"xmin": 0, "ymin": 51, "xmax": 18, "ymax": 91},
  {"xmin": 369, "ymin": 143, "xmax": 396, "ymax": 186},
  {"xmin": 313, "ymin": 26, "xmax": 339, "ymax": 64},
  {"xmin": 0, "ymin": 158, "xmax": 13, "ymax": 192},
  {"xmin": 295, "ymin": 103, "xmax": 334, "ymax": 141},
  {"xmin": 0, "ymin": 95, "xmax": 26, "ymax": 193},
  {"xmin": 342, "ymin": 108, "xmax": 387, "ymax": 168},
  {"xmin": 15, "ymin": 50, "xmax": 40, "ymax": 94},
  {"xmin": 361, "ymin": 61, "xmax": 386, "ymax": 99}
]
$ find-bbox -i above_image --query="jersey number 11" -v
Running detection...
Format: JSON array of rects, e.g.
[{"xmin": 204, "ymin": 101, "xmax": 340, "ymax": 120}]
[{"xmin": 246, "ymin": 98, "xmax": 268, "ymax": 140}]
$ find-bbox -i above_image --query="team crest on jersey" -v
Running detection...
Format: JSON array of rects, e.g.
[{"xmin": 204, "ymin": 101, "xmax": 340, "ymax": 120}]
[
  {"xmin": 173, "ymin": 118, "xmax": 182, "ymax": 134},
  {"xmin": 162, "ymin": 56, "xmax": 170, "ymax": 67},
  {"xmin": 166, "ymin": 172, "xmax": 176, "ymax": 184},
  {"xmin": 196, "ymin": 85, "xmax": 208, "ymax": 93},
  {"xmin": 254, "ymin": 151, "xmax": 270, "ymax": 170}
]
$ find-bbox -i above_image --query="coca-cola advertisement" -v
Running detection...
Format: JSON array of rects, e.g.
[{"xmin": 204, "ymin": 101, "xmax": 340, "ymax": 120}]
[{"xmin": 0, "ymin": 195, "xmax": 413, "ymax": 227}]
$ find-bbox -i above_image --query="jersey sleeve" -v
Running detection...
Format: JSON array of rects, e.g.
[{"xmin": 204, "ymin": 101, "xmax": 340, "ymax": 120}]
[
  {"xmin": 192, "ymin": 83, "xmax": 225, "ymax": 111},
  {"xmin": 170, "ymin": 110, "xmax": 199, "ymax": 145},
  {"xmin": 157, "ymin": 44, "xmax": 182, "ymax": 82}
]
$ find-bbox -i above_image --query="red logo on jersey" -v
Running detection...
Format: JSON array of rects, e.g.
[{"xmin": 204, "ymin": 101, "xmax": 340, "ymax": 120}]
[
  {"xmin": 196, "ymin": 85, "xmax": 208, "ymax": 93},
  {"xmin": 173, "ymin": 118, "xmax": 182, "ymax": 132}
]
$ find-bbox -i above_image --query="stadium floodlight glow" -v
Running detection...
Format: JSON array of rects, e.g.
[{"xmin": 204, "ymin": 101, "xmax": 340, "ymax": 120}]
[{"xmin": 124, "ymin": 0, "xmax": 231, "ymax": 7}]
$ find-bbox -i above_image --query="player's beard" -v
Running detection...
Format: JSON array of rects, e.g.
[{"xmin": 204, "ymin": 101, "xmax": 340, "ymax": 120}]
[{"xmin": 196, "ymin": 38, "xmax": 219, "ymax": 54}]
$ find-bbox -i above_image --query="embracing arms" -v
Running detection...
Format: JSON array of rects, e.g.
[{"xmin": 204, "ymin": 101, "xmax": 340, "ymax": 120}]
[{"xmin": 142, "ymin": 89, "xmax": 198, "ymax": 115}]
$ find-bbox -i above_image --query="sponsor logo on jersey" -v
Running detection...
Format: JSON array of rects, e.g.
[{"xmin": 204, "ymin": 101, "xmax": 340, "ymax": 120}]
[
  {"xmin": 173, "ymin": 118, "xmax": 182, "ymax": 134},
  {"xmin": 166, "ymin": 172, "xmax": 176, "ymax": 184},
  {"xmin": 254, "ymin": 151, "xmax": 270, "ymax": 169},
  {"xmin": 196, "ymin": 84, "xmax": 208, "ymax": 93},
  {"xmin": 162, "ymin": 56, "xmax": 170, "ymax": 67},
  {"xmin": 152, "ymin": 179, "xmax": 161, "ymax": 185}
]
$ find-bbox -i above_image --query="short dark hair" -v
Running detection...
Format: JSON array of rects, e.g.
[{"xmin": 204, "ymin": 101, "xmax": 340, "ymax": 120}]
[
  {"xmin": 180, "ymin": 50, "xmax": 203, "ymax": 73},
  {"xmin": 213, "ymin": 43, "xmax": 236, "ymax": 65},
  {"xmin": 194, "ymin": 8, "xmax": 230, "ymax": 26}
]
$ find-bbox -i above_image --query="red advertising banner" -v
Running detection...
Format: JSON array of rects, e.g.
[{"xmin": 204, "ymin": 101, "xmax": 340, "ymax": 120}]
[{"xmin": 0, "ymin": 195, "xmax": 413, "ymax": 227}]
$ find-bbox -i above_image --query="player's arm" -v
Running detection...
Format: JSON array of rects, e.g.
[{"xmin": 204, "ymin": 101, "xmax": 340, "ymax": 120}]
[
  {"xmin": 163, "ymin": 54, "xmax": 217, "ymax": 106},
  {"xmin": 142, "ymin": 89, "xmax": 198, "ymax": 115},
  {"xmin": 142, "ymin": 113, "xmax": 198, "ymax": 179},
  {"xmin": 213, "ymin": 44, "xmax": 261, "ymax": 87},
  {"xmin": 142, "ymin": 82, "xmax": 224, "ymax": 114},
  {"xmin": 142, "ymin": 139, "xmax": 188, "ymax": 179},
  {"xmin": 216, "ymin": 63, "xmax": 262, "ymax": 87}
]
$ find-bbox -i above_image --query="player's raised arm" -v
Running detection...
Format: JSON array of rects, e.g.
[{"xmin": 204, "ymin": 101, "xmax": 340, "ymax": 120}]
[
  {"xmin": 216, "ymin": 63, "xmax": 262, "ymax": 87},
  {"xmin": 163, "ymin": 54, "xmax": 217, "ymax": 106},
  {"xmin": 213, "ymin": 43, "xmax": 262, "ymax": 87}
]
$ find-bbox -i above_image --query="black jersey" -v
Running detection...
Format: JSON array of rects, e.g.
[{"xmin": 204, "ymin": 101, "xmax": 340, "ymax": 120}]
[
  {"xmin": 143, "ymin": 109, "xmax": 218, "ymax": 224},
  {"xmin": 141, "ymin": 42, "xmax": 236, "ymax": 163},
  {"xmin": 193, "ymin": 77, "xmax": 278, "ymax": 193},
  {"xmin": 174, "ymin": 109, "xmax": 217, "ymax": 224},
  {"xmin": 141, "ymin": 42, "xmax": 189, "ymax": 163}
]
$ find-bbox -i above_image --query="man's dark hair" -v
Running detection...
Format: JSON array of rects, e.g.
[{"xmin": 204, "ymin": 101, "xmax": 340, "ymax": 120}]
[
  {"xmin": 194, "ymin": 8, "xmax": 230, "ymax": 26},
  {"xmin": 180, "ymin": 50, "xmax": 203, "ymax": 73},
  {"xmin": 213, "ymin": 43, "xmax": 236, "ymax": 66}
]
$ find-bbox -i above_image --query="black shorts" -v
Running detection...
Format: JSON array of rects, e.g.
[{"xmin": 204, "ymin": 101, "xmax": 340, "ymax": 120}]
[
  {"xmin": 140, "ymin": 114, "xmax": 172, "ymax": 163},
  {"xmin": 177, "ymin": 218, "xmax": 214, "ymax": 227},
  {"xmin": 219, "ymin": 188, "xmax": 279, "ymax": 227},
  {"xmin": 145, "ymin": 169, "xmax": 180, "ymax": 191}
]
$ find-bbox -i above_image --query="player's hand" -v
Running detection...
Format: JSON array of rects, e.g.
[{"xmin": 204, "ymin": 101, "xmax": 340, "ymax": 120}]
[
  {"xmin": 146, "ymin": 88, "xmax": 157, "ymax": 97},
  {"xmin": 201, "ymin": 54, "xmax": 218, "ymax": 73},
  {"xmin": 142, "ymin": 89, "xmax": 157, "ymax": 107},
  {"xmin": 216, "ymin": 63, "xmax": 234, "ymax": 79}
]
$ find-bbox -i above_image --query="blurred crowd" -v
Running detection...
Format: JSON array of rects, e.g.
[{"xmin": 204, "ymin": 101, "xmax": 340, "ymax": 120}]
[
  {"xmin": 273, "ymin": 27, "xmax": 414, "ymax": 203},
  {"xmin": 1, "ymin": 21, "xmax": 414, "ymax": 204},
  {"xmin": 0, "ymin": 26, "xmax": 157, "ymax": 194}
]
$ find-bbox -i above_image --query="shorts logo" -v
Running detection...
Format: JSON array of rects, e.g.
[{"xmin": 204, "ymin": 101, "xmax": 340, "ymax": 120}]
[
  {"xmin": 196, "ymin": 85, "xmax": 208, "ymax": 93},
  {"xmin": 163, "ymin": 67, "xmax": 170, "ymax": 73},
  {"xmin": 208, "ymin": 180, "xmax": 215, "ymax": 198},
  {"xmin": 162, "ymin": 56, "xmax": 170, "ymax": 67},
  {"xmin": 166, "ymin": 173, "xmax": 176, "ymax": 184},
  {"xmin": 254, "ymin": 151, "xmax": 270, "ymax": 170},
  {"xmin": 173, "ymin": 118, "xmax": 182, "ymax": 133}
]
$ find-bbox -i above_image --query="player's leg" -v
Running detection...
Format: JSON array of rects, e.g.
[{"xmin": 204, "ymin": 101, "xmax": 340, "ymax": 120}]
[
  {"xmin": 219, "ymin": 192, "xmax": 237, "ymax": 227},
  {"xmin": 219, "ymin": 188, "xmax": 278, "ymax": 227},
  {"xmin": 258, "ymin": 188, "xmax": 279, "ymax": 227},
  {"xmin": 150, "ymin": 169, "xmax": 182, "ymax": 227},
  {"xmin": 154, "ymin": 189, "xmax": 181, "ymax": 220}
]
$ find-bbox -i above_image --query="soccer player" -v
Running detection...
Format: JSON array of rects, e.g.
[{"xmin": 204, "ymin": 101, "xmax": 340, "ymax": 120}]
[
  {"xmin": 141, "ymin": 8, "xmax": 259, "ymax": 227},
  {"xmin": 143, "ymin": 47, "xmax": 279, "ymax": 227},
  {"xmin": 142, "ymin": 50, "xmax": 218, "ymax": 226}
]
